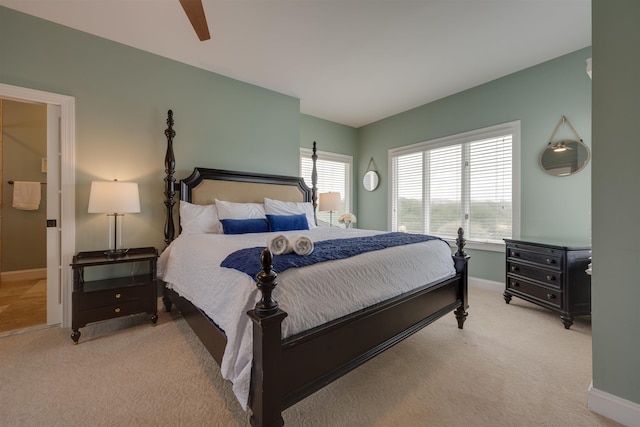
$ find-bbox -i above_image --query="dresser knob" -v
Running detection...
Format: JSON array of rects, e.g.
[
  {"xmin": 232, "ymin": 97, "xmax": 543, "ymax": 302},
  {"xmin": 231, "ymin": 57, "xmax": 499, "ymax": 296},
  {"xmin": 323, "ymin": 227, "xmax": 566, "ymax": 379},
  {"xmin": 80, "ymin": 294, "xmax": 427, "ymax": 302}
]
[
  {"xmin": 511, "ymin": 266, "xmax": 518, "ymax": 272},
  {"xmin": 513, "ymin": 282, "xmax": 520, "ymax": 287},
  {"xmin": 114, "ymin": 307, "xmax": 121, "ymax": 313},
  {"xmin": 546, "ymin": 258, "xmax": 555, "ymax": 265},
  {"xmin": 546, "ymin": 275, "xmax": 555, "ymax": 281},
  {"xmin": 511, "ymin": 251, "xmax": 519, "ymax": 257},
  {"xmin": 546, "ymin": 293, "xmax": 555, "ymax": 300},
  {"xmin": 115, "ymin": 293, "xmax": 121, "ymax": 299}
]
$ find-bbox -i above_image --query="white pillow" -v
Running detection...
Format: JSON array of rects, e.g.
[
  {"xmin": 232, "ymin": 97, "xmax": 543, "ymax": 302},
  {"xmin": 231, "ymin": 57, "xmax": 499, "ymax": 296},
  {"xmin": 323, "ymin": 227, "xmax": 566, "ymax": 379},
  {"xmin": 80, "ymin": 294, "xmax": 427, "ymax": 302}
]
[
  {"xmin": 215, "ymin": 199, "xmax": 266, "ymax": 220},
  {"xmin": 264, "ymin": 197, "xmax": 317, "ymax": 229},
  {"xmin": 179, "ymin": 201, "xmax": 221, "ymax": 234}
]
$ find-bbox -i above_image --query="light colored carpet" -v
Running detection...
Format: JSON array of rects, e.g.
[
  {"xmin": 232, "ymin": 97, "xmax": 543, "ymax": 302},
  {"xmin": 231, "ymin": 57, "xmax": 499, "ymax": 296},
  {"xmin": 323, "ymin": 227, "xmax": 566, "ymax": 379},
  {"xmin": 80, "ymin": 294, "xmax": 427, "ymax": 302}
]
[{"xmin": 0, "ymin": 283, "xmax": 621, "ymax": 427}]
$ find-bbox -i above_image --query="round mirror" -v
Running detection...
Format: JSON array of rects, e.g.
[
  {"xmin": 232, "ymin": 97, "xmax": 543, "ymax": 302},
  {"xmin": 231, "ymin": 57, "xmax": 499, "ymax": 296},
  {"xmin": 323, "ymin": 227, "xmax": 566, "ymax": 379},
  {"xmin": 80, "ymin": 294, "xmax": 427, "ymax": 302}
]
[
  {"xmin": 540, "ymin": 139, "xmax": 591, "ymax": 177},
  {"xmin": 363, "ymin": 170, "xmax": 379, "ymax": 191}
]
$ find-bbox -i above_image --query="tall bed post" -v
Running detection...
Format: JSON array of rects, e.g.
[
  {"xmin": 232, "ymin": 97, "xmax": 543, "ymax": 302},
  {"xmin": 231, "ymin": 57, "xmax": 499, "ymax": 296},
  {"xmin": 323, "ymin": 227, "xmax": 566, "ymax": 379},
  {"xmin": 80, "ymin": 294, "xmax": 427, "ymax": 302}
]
[
  {"xmin": 453, "ymin": 227, "xmax": 469, "ymax": 328},
  {"xmin": 248, "ymin": 249, "xmax": 288, "ymax": 427},
  {"xmin": 164, "ymin": 110, "xmax": 177, "ymax": 246},
  {"xmin": 311, "ymin": 141, "xmax": 318, "ymax": 224}
]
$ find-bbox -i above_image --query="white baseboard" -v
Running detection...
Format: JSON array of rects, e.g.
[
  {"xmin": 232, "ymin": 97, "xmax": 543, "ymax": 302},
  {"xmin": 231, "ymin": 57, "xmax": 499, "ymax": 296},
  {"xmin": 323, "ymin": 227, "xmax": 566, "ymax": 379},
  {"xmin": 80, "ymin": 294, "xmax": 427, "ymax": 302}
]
[
  {"xmin": 0, "ymin": 268, "xmax": 46, "ymax": 282},
  {"xmin": 588, "ymin": 382, "xmax": 640, "ymax": 427}
]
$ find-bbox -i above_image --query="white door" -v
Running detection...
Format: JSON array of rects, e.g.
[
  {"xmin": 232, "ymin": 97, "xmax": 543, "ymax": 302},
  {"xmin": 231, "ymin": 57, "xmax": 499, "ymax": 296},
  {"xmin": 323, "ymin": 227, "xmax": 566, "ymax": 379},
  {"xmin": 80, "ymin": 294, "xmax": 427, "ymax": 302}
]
[
  {"xmin": 46, "ymin": 104, "xmax": 61, "ymax": 325},
  {"xmin": 0, "ymin": 83, "xmax": 75, "ymax": 328}
]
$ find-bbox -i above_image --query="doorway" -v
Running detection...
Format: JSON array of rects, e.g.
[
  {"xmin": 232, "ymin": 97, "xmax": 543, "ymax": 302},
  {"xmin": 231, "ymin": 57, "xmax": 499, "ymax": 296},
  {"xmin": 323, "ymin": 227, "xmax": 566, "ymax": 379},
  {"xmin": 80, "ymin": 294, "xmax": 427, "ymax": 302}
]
[
  {"xmin": 0, "ymin": 83, "xmax": 76, "ymax": 330},
  {"xmin": 0, "ymin": 99, "xmax": 48, "ymax": 333}
]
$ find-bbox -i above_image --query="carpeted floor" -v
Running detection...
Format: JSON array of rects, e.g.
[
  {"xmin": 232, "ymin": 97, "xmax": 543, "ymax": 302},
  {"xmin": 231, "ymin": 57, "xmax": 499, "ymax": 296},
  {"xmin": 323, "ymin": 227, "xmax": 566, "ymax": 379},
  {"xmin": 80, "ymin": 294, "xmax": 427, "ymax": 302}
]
[{"xmin": 0, "ymin": 283, "xmax": 621, "ymax": 426}]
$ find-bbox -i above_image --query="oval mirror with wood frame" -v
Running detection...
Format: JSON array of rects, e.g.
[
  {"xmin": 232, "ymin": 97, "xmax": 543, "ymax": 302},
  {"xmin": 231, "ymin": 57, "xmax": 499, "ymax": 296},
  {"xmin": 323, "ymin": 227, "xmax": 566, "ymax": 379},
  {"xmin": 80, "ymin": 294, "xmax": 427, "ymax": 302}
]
[
  {"xmin": 540, "ymin": 139, "xmax": 591, "ymax": 177},
  {"xmin": 363, "ymin": 157, "xmax": 380, "ymax": 191},
  {"xmin": 541, "ymin": 115, "xmax": 591, "ymax": 177},
  {"xmin": 363, "ymin": 170, "xmax": 379, "ymax": 191}
]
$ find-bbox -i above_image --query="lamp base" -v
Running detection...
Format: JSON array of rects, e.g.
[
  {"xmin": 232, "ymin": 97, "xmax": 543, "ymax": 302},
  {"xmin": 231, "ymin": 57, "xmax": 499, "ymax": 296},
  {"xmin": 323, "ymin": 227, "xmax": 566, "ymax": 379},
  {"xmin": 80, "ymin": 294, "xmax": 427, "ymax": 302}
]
[{"xmin": 104, "ymin": 248, "xmax": 129, "ymax": 258}]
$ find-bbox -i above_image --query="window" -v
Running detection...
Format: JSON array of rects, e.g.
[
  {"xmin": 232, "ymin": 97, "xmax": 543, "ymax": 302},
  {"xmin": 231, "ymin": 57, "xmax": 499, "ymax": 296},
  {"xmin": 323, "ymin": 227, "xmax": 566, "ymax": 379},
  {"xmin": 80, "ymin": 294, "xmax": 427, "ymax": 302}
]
[
  {"xmin": 390, "ymin": 121, "xmax": 520, "ymax": 250},
  {"xmin": 300, "ymin": 148, "xmax": 352, "ymax": 227}
]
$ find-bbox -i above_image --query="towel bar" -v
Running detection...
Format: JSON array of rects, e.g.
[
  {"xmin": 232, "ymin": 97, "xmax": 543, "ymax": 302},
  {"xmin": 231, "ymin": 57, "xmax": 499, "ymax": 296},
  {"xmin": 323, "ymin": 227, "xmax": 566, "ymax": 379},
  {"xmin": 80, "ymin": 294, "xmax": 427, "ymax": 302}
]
[{"xmin": 7, "ymin": 181, "xmax": 47, "ymax": 185}]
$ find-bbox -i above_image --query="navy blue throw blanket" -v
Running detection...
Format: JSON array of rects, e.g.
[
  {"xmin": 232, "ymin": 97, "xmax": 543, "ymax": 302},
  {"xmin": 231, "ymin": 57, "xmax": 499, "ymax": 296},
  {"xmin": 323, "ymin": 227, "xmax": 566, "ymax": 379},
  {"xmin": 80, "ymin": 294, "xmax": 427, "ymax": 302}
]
[{"xmin": 220, "ymin": 232, "xmax": 446, "ymax": 278}]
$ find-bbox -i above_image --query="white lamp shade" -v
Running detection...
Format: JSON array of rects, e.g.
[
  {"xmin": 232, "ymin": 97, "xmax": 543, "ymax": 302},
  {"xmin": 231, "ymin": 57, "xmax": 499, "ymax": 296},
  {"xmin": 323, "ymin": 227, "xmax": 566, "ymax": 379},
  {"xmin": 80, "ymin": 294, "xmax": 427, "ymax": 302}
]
[
  {"xmin": 88, "ymin": 181, "xmax": 141, "ymax": 214},
  {"xmin": 319, "ymin": 192, "xmax": 341, "ymax": 212}
]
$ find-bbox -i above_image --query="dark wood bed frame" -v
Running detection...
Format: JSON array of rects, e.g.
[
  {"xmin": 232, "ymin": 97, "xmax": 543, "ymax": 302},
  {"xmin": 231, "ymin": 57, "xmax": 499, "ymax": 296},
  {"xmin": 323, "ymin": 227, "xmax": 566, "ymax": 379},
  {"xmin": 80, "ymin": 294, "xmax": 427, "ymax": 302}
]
[{"xmin": 161, "ymin": 110, "xmax": 469, "ymax": 427}]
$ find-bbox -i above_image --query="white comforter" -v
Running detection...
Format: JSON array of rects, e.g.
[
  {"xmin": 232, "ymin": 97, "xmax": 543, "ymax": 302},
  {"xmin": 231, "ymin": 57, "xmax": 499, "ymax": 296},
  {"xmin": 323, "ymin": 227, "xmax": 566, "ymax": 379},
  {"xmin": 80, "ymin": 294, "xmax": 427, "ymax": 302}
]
[{"xmin": 158, "ymin": 228, "xmax": 456, "ymax": 409}]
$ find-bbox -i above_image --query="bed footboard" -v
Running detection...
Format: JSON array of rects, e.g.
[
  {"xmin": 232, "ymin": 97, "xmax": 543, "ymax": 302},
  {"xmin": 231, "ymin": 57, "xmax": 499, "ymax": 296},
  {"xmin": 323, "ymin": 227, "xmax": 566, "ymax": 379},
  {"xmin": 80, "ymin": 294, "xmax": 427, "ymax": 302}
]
[{"xmin": 247, "ymin": 229, "xmax": 469, "ymax": 427}]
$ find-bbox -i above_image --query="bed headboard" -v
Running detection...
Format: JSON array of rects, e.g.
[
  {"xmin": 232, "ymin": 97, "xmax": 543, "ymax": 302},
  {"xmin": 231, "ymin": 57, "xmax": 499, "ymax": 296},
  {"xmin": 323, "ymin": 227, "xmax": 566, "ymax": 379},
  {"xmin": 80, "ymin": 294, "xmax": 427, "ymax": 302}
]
[
  {"xmin": 180, "ymin": 168, "xmax": 312, "ymax": 205},
  {"xmin": 163, "ymin": 110, "xmax": 318, "ymax": 245}
]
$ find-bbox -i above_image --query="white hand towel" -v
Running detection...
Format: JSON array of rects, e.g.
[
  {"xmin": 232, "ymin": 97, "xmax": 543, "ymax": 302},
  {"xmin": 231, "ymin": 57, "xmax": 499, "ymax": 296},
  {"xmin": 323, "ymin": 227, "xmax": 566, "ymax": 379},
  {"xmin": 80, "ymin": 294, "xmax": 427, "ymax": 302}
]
[
  {"xmin": 268, "ymin": 234, "xmax": 292, "ymax": 255},
  {"xmin": 12, "ymin": 181, "xmax": 41, "ymax": 210},
  {"xmin": 291, "ymin": 235, "xmax": 314, "ymax": 256}
]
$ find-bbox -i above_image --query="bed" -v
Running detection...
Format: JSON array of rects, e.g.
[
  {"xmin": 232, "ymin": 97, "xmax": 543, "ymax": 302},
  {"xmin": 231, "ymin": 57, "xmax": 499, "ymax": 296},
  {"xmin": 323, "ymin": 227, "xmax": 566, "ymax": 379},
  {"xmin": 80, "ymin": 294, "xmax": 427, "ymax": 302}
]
[{"xmin": 159, "ymin": 110, "xmax": 469, "ymax": 427}]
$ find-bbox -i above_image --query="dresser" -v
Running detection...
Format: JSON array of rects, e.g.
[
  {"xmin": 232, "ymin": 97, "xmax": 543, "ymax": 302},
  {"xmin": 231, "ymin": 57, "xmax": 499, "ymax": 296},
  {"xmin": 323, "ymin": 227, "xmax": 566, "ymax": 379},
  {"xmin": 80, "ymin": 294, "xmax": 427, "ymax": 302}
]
[{"xmin": 503, "ymin": 238, "xmax": 591, "ymax": 329}]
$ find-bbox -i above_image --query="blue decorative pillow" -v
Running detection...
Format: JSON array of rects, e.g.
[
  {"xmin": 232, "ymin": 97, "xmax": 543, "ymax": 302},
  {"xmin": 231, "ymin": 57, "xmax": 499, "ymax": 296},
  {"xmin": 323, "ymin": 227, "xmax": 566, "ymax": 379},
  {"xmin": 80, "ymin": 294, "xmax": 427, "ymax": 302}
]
[
  {"xmin": 266, "ymin": 214, "xmax": 309, "ymax": 232},
  {"xmin": 220, "ymin": 218, "xmax": 269, "ymax": 235}
]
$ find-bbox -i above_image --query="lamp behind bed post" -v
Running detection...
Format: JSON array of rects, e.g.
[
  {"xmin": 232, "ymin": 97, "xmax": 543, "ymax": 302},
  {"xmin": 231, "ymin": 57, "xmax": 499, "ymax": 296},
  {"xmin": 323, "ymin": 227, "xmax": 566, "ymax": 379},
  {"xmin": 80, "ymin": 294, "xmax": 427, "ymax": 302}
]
[
  {"xmin": 88, "ymin": 180, "xmax": 141, "ymax": 258},
  {"xmin": 319, "ymin": 192, "xmax": 341, "ymax": 227}
]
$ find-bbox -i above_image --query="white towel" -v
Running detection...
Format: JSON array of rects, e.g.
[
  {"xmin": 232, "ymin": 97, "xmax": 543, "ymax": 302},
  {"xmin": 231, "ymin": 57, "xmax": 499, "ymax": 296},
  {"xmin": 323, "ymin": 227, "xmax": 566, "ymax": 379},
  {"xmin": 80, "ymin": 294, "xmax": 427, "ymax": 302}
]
[
  {"xmin": 12, "ymin": 181, "xmax": 41, "ymax": 210},
  {"xmin": 268, "ymin": 234, "xmax": 292, "ymax": 255},
  {"xmin": 291, "ymin": 235, "xmax": 314, "ymax": 256}
]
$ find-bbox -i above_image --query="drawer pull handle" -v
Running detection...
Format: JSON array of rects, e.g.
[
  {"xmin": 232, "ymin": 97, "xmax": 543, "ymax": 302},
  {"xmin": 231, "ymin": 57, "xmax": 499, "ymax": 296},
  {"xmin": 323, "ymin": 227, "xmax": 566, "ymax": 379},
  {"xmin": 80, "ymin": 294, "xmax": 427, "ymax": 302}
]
[
  {"xmin": 546, "ymin": 293, "xmax": 555, "ymax": 300},
  {"xmin": 115, "ymin": 293, "xmax": 121, "ymax": 299},
  {"xmin": 511, "ymin": 266, "xmax": 518, "ymax": 272},
  {"xmin": 546, "ymin": 259, "xmax": 555, "ymax": 265},
  {"xmin": 114, "ymin": 307, "xmax": 121, "ymax": 313},
  {"xmin": 513, "ymin": 282, "xmax": 520, "ymax": 287},
  {"xmin": 511, "ymin": 251, "xmax": 519, "ymax": 257},
  {"xmin": 546, "ymin": 275, "xmax": 555, "ymax": 281}
]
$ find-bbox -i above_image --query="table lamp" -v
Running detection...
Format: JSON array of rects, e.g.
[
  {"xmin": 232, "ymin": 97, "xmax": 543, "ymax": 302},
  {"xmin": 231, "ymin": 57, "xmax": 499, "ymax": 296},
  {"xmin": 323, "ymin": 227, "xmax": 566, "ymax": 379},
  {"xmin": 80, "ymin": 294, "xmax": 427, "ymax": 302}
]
[
  {"xmin": 88, "ymin": 180, "xmax": 140, "ymax": 257},
  {"xmin": 319, "ymin": 192, "xmax": 341, "ymax": 227}
]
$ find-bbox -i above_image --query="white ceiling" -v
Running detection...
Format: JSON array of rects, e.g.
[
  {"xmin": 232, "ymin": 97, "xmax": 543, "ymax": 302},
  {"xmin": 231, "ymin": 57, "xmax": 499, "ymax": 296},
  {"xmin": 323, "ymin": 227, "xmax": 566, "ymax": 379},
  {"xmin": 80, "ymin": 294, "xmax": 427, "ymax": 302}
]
[{"xmin": 0, "ymin": 0, "xmax": 591, "ymax": 128}]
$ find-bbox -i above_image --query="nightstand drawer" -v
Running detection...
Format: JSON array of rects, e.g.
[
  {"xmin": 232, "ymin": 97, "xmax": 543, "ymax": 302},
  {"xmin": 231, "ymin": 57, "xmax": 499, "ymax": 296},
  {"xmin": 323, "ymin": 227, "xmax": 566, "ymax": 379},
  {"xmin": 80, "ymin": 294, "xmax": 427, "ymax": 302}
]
[
  {"xmin": 507, "ymin": 246, "xmax": 563, "ymax": 268},
  {"xmin": 507, "ymin": 277, "xmax": 562, "ymax": 309},
  {"xmin": 507, "ymin": 262, "xmax": 562, "ymax": 288},
  {"xmin": 75, "ymin": 299, "xmax": 154, "ymax": 325},
  {"xmin": 77, "ymin": 282, "xmax": 155, "ymax": 310}
]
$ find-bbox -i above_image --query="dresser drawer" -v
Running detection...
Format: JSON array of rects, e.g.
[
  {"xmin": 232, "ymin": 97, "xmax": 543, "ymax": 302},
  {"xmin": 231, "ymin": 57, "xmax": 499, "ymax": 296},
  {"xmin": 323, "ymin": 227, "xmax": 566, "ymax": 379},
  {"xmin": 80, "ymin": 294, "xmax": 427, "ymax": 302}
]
[
  {"xmin": 507, "ymin": 245, "xmax": 563, "ymax": 268},
  {"xmin": 507, "ymin": 277, "xmax": 562, "ymax": 309},
  {"xmin": 507, "ymin": 262, "xmax": 562, "ymax": 288},
  {"xmin": 77, "ymin": 282, "xmax": 155, "ymax": 310}
]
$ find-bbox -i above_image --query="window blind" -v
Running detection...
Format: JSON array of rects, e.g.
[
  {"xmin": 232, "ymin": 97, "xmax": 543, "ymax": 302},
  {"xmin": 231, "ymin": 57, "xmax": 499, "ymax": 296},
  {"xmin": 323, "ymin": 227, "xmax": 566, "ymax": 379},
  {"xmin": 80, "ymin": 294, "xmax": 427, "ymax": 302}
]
[{"xmin": 390, "ymin": 122, "xmax": 518, "ymax": 246}]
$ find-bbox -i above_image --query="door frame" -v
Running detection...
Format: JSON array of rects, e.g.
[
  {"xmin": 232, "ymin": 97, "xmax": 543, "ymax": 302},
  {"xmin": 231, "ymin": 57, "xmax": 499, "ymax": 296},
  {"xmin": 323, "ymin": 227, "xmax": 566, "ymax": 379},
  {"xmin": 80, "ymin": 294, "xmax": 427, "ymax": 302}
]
[{"xmin": 0, "ymin": 82, "xmax": 76, "ymax": 328}]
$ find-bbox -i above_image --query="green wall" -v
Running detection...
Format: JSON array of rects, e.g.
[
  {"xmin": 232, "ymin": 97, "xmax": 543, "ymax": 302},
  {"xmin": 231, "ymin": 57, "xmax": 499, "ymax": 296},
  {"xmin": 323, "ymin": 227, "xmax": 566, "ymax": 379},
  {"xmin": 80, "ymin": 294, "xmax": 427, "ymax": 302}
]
[
  {"xmin": 357, "ymin": 48, "xmax": 593, "ymax": 282},
  {"xmin": 0, "ymin": 6, "xmax": 301, "ymax": 252},
  {"xmin": 592, "ymin": 0, "xmax": 640, "ymax": 408},
  {"xmin": 300, "ymin": 113, "xmax": 358, "ymax": 157}
]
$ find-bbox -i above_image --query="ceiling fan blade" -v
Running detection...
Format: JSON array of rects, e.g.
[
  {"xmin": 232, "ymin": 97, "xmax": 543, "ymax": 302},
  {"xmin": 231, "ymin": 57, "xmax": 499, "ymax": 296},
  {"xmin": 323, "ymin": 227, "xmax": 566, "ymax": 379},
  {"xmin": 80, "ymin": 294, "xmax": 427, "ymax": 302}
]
[{"xmin": 179, "ymin": 0, "xmax": 211, "ymax": 41}]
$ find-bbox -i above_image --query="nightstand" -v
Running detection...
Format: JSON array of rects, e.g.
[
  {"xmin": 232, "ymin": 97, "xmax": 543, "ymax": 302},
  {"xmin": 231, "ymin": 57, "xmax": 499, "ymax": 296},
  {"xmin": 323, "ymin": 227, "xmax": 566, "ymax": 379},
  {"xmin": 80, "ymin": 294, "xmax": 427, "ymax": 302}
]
[{"xmin": 70, "ymin": 247, "xmax": 158, "ymax": 343}]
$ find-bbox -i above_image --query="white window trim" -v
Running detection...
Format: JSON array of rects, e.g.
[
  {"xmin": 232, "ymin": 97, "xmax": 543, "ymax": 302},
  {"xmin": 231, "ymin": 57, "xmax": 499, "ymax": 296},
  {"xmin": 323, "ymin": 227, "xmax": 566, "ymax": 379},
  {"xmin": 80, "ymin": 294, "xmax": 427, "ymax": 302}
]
[
  {"xmin": 300, "ymin": 147, "xmax": 353, "ymax": 214},
  {"xmin": 387, "ymin": 121, "xmax": 521, "ymax": 252}
]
